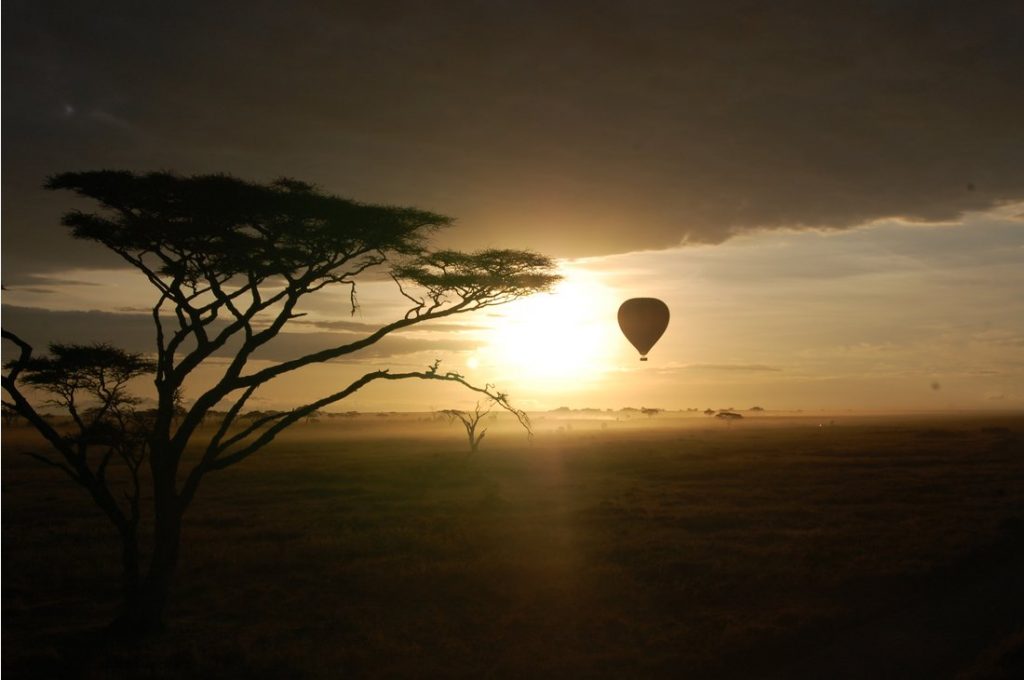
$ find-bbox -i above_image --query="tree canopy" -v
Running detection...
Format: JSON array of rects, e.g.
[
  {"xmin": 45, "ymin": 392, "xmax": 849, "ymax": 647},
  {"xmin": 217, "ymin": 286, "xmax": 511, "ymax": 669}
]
[
  {"xmin": 47, "ymin": 171, "xmax": 446, "ymax": 283},
  {"xmin": 12, "ymin": 342, "xmax": 155, "ymax": 406}
]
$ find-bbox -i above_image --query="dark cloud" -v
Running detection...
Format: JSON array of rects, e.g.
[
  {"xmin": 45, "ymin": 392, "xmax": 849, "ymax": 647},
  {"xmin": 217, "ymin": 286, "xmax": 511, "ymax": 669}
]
[
  {"xmin": 3, "ymin": 0, "xmax": 1022, "ymax": 280},
  {"xmin": 679, "ymin": 363, "xmax": 783, "ymax": 372},
  {"xmin": 3, "ymin": 275, "xmax": 104, "ymax": 289},
  {"xmin": 0, "ymin": 306, "xmax": 479, "ymax": 362},
  {"xmin": 640, "ymin": 363, "xmax": 783, "ymax": 377},
  {"xmin": 290, "ymin": 318, "xmax": 486, "ymax": 335},
  {"xmin": 0, "ymin": 306, "xmax": 159, "ymax": 356},
  {"xmin": 247, "ymin": 331, "xmax": 478, "ymax": 363}
]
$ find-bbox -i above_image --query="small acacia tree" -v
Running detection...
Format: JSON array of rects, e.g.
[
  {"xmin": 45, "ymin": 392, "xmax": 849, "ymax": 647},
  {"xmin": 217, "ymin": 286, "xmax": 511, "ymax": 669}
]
[
  {"xmin": 440, "ymin": 399, "xmax": 493, "ymax": 453},
  {"xmin": 1, "ymin": 342, "xmax": 155, "ymax": 609},
  {"xmin": 1, "ymin": 171, "xmax": 559, "ymax": 633}
]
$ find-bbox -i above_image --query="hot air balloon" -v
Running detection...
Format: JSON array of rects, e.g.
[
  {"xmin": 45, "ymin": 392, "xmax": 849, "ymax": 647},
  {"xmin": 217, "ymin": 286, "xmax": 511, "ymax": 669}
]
[{"xmin": 618, "ymin": 298, "xmax": 670, "ymax": 361}]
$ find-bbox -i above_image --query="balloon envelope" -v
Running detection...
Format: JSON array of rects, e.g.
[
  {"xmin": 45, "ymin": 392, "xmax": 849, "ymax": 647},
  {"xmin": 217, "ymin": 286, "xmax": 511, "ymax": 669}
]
[{"xmin": 618, "ymin": 298, "xmax": 670, "ymax": 361}]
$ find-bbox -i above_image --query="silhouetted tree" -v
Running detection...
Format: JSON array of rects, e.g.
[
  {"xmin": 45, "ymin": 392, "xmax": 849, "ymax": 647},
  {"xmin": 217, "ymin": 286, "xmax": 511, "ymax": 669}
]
[
  {"xmin": 715, "ymin": 411, "xmax": 743, "ymax": 426},
  {"xmin": 1, "ymin": 341, "xmax": 155, "ymax": 610},
  {"xmin": 641, "ymin": 407, "xmax": 663, "ymax": 418},
  {"xmin": 440, "ymin": 401, "xmax": 493, "ymax": 453},
  {"xmin": 1, "ymin": 171, "xmax": 559, "ymax": 633}
]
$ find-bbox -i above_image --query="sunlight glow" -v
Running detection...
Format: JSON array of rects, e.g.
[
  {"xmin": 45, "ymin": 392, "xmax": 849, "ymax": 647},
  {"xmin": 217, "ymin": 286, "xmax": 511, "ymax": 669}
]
[{"xmin": 479, "ymin": 271, "xmax": 619, "ymax": 388}]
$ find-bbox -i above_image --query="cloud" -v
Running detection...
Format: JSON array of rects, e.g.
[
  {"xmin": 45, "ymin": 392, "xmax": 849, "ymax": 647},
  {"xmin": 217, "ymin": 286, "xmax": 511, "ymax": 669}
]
[
  {"xmin": 247, "ymin": 331, "xmax": 477, "ymax": 363},
  {"xmin": 609, "ymin": 362, "xmax": 783, "ymax": 377},
  {"xmin": 2, "ymin": 0, "xmax": 1022, "ymax": 281},
  {"xmin": 0, "ymin": 306, "xmax": 479, "ymax": 363},
  {"xmin": 3, "ymin": 275, "xmax": 104, "ymax": 289},
  {"xmin": 87, "ymin": 108, "xmax": 132, "ymax": 130},
  {"xmin": 290, "ymin": 318, "xmax": 486, "ymax": 335},
  {"xmin": 677, "ymin": 363, "xmax": 782, "ymax": 373},
  {"xmin": 971, "ymin": 330, "xmax": 1024, "ymax": 348},
  {"xmin": 1, "ymin": 307, "xmax": 159, "ymax": 356}
]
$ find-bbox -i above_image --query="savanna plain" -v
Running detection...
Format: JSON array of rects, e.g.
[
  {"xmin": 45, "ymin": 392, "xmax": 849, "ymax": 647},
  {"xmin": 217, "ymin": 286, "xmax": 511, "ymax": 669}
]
[{"xmin": 3, "ymin": 411, "xmax": 1023, "ymax": 679}]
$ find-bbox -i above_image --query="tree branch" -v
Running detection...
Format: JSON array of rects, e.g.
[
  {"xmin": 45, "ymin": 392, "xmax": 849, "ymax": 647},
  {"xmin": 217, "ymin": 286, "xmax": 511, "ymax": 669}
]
[
  {"xmin": 201, "ymin": 366, "xmax": 528, "ymax": 477},
  {"xmin": 23, "ymin": 451, "xmax": 79, "ymax": 480},
  {"xmin": 1, "ymin": 330, "xmax": 77, "ymax": 460},
  {"xmin": 233, "ymin": 300, "xmax": 474, "ymax": 391}
]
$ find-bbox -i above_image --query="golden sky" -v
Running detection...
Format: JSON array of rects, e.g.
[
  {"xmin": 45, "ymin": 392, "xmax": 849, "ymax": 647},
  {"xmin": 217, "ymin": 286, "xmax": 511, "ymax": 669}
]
[
  {"xmin": 5, "ymin": 204, "xmax": 1022, "ymax": 412},
  {"xmin": 3, "ymin": 1, "xmax": 1023, "ymax": 412}
]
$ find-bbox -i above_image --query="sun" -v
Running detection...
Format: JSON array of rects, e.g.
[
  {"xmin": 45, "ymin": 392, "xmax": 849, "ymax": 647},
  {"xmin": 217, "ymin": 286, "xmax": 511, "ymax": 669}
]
[{"xmin": 477, "ymin": 271, "xmax": 619, "ymax": 388}]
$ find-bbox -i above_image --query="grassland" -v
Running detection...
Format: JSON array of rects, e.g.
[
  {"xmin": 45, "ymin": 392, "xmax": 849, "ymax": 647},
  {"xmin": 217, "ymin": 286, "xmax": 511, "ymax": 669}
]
[{"xmin": 3, "ymin": 412, "xmax": 1023, "ymax": 678}]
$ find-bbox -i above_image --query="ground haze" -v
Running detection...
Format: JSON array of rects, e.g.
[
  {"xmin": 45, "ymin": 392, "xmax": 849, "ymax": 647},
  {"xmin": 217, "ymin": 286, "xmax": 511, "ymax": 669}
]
[{"xmin": 4, "ymin": 412, "xmax": 1023, "ymax": 678}]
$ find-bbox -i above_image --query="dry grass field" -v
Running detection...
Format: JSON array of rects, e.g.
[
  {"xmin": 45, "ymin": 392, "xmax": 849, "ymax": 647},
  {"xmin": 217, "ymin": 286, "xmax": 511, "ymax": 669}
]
[{"xmin": 3, "ymin": 412, "xmax": 1023, "ymax": 678}]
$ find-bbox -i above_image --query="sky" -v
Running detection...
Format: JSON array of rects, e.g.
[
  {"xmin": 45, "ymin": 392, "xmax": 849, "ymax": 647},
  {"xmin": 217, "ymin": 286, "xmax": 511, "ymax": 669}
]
[{"xmin": 3, "ymin": 0, "xmax": 1023, "ymax": 412}]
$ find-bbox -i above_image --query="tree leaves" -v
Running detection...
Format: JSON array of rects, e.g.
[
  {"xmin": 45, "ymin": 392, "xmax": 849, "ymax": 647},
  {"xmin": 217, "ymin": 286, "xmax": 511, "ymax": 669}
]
[
  {"xmin": 12, "ymin": 343, "xmax": 155, "ymax": 395},
  {"xmin": 47, "ymin": 171, "xmax": 452, "ymax": 282},
  {"xmin": 393, "ymin": 249, "xmax": 561, "ymax": 302}
]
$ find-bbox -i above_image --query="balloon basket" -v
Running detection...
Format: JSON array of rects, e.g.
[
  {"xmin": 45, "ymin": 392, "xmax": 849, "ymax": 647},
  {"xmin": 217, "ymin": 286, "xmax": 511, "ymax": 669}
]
[{"xmin": 640, "ymin": 357, "xmax": 648, "ymax": 362}]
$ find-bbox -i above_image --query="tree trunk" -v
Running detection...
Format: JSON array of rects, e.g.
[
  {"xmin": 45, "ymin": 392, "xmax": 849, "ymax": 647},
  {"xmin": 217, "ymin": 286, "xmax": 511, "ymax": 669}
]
[
  {"xmin": 118, "ymin": 524, "xmax": 141, "ymax": 617},
  {"xmin": 113, "ymin": 499, "xmax": 182, "ymax": 635}
]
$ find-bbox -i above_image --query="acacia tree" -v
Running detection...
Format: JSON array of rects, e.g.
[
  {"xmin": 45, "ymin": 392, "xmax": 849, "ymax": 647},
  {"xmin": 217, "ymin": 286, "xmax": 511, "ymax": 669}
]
[
  {"xmin": 440, "ymin": 400, "xmax": 493, "ymax": 453},
  {"xmin": 1, "ymin": 171, "xmax": 559, "ymax": 633},
  {"xmin": 1, "ymin": 341, "xmax": 155, "ymax": 609}
]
